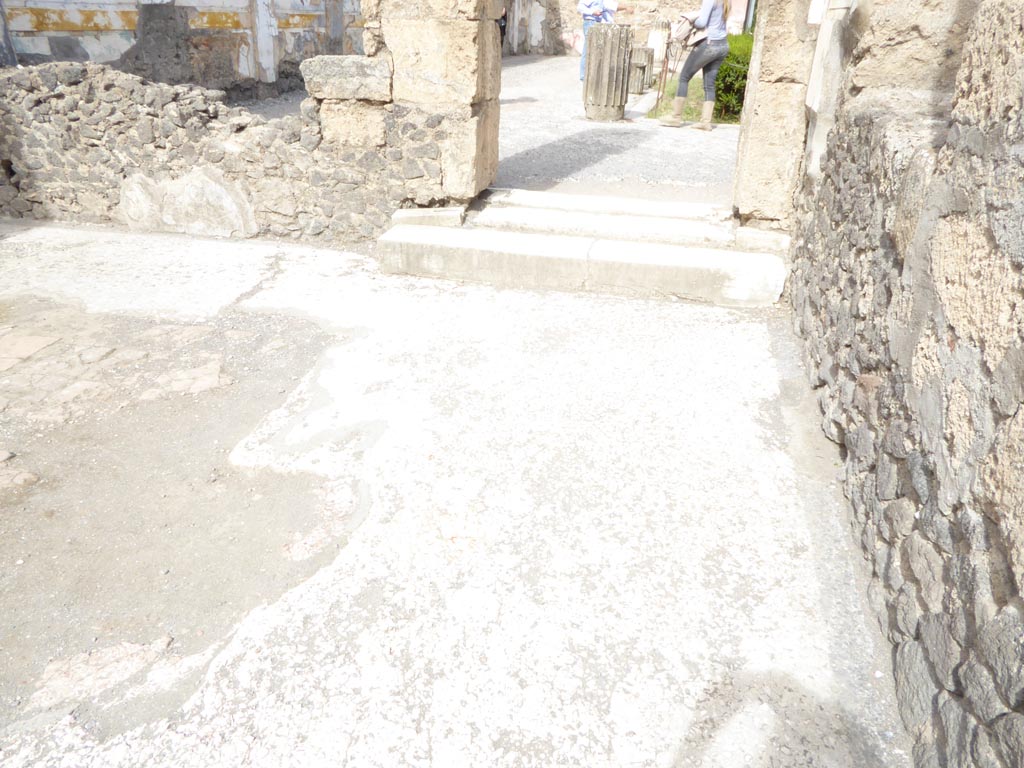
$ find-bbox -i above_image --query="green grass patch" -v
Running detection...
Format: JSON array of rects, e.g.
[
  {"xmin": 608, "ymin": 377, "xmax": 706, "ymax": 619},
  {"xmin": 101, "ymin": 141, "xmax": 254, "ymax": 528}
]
[{"xmin": 647, "ymin": 75, "xmax": 705, "ymax": 122}]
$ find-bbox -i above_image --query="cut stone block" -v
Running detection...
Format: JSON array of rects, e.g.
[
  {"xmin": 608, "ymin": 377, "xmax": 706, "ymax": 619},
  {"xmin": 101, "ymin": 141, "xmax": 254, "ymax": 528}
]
[
  {"xmin": 468, "ymin": 205, "xmax": 735, "ymax": 247},
  {"xmin": 733, "ymin": 82, "xmax": 809, "ymax": 226},
  {"xmin": 440, "ymin": 100, "xmax": 499, "ymax": 199},
  {"xmin": 377, "ymin": 225, "xmax": 787, "ymax": 307},
  {"xmin": 384, "ymin": 18, "xmax": 500, "ymax": 106},
  {"xmin": 481, "ymin": 188, "xmax": 729, "ymax": 221},
  {"xmin": 379, "ymin": 225, "xmax": 592, "ymax": 290},
  {"xmin": 300, "ymin": 55, "xmax": 393, "ymax": 102},
  {"xmin": 391, "ymin": 207, "xmax": 466, "ymax": 227},
  {"xmin": 735, "ymin": 226, "xmax": 792, "ymax": 254},
  {"xmin": 320, "ymin": 100, "xmax": 388, "ymax": 147},
  {"xmin": 586, "ymin": 240, "xmax": 787, "ymax": 306}
]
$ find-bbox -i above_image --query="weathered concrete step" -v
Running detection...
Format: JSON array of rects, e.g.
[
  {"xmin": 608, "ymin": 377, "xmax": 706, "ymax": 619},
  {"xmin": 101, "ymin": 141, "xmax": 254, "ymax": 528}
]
[
  {"xmin": 377, "ymin": 225, "xmax": 787, "ymax": 307},
  {"xmin": 466, "ymin": 205, "xmax": 736, "ymax": 248},
  {"xmin": 474, "ymin": 188, "xmax": 792, "ymax": 253},
  {"xmin": 480, "ymin": 187, "xmax": 730, "ymax": 222}
]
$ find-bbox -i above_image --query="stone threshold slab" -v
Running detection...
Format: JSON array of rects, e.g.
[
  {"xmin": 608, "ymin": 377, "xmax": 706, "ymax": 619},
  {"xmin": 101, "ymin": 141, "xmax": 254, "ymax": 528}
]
[
  {"xmin": 467, "ymin": 205, "xmax": 735, "ymax": 247},
  {"xmin": 377, "ymin": 225, "xmax": 786, "ymax": 307},
  {"xmin": 624, "ymin": 89, "xmax": 661, "ymax": 120},
  {"xmin": 480, "ymin": 188, "xmax": 731, "ymax": 222}
]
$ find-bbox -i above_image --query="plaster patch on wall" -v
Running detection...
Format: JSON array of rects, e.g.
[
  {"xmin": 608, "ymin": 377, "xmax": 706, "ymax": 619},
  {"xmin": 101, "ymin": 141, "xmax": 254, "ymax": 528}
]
[
  {"xmin": 931, "ymin": 215, "xmax": 1024, "ymax": 371},
  {"xmin": 78, "ymin": 30, "xmax": 135, "ymax": 61},
  {"xmin": 237, "ymin": 37, "xmax": 254, "ymax": 78},
  {"xmin": 528, "ymin": 4, "xmax": 545, "ymax": 49},
  {"xmin": 11, "ymin": 33, "xmax": 51, "ymax": 55}
]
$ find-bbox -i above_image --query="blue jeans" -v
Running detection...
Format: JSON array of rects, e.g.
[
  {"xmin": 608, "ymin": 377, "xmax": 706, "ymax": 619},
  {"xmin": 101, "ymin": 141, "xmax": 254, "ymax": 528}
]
[
  {"xmin": 676, "ymin": 39, "xmax": 729, "ymax": 101},
  {"xmin": 580, "ymin": 19, "xmax": 597, "ymax": 81}
]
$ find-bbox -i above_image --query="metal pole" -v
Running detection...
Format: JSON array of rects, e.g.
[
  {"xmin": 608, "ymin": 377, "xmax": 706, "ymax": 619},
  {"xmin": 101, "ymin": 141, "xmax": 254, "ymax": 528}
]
[
  {"xmin": 744, "ymin": 0, "xmax": 758, "ymax": 33},
  {"xmin": 656, "ymin": 33, "xmax": 672, "ymax": 104},
  {"xmin": 0, "ymin": 0, "xmax": 18, "ymax": 67}
]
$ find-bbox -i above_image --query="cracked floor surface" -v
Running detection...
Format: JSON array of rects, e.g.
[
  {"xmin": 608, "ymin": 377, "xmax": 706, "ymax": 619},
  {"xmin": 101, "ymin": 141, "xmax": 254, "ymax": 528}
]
[{"xmin": 0, "ymin": 221, "xmax": 911, "ymax": 766}]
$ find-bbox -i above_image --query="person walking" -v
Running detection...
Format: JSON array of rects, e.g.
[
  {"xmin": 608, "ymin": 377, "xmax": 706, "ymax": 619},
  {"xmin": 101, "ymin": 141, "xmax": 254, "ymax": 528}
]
[
  {"xmin": 578, "ymin": 0, "xmax": 605, "ymax": 81},
  {"xmin": 660, "ymin": 0, "xmax": 731, "ymax": 130}
]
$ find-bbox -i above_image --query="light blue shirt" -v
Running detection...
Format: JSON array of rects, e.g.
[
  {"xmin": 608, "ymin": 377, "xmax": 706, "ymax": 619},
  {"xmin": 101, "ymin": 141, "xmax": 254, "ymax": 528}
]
[
  {"xmin": 694, "ymin": 0, "xmax": 728, "ymax": 41},
  {"xmin": 578, "ymin": 0, "xmax": 604, "ymax": 20}
]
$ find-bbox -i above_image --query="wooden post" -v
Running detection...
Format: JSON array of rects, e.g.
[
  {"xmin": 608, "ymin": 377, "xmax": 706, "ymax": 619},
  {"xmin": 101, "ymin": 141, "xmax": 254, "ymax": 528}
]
[{"xmin": 583, "ymin": 24, "xmax": 633, "ymax": 121}]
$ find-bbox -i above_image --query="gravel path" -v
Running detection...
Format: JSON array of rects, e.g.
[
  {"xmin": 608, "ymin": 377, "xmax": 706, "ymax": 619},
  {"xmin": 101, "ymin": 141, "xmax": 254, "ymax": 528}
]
[{"xmin": 497, "ymin": 55, "xmax": 738, "ymax": 204}]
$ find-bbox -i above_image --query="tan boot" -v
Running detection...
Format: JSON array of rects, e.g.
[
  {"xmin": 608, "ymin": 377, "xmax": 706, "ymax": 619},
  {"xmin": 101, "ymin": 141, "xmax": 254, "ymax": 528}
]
[
  {"xmin": 692, "ymin": 101, "xmax": 715, "ymax": 130},
  {"xmin": 659, "ymin": 97, "xmax": 685, "ymax": 127}
]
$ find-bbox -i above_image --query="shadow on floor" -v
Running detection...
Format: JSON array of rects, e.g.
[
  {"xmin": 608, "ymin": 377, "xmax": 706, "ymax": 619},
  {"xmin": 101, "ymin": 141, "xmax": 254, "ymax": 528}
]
[
  {"xmin": 672, "ymin": 669, "xmax": 897, "ymax": 768},
  {"xmin": 496, "ymin": 126, "xmax": 652, "ymax": 190}
]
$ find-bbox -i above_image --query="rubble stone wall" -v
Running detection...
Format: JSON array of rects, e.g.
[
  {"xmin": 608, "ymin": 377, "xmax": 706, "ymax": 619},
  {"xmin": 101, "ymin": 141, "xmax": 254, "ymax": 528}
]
[
  {"xmin": 0, "ymin": 0, "xmax": 502, "ymax": 241},
  {"xmin": 790, "ymin": 1, "xmax": 1024, "ymax": 765}
]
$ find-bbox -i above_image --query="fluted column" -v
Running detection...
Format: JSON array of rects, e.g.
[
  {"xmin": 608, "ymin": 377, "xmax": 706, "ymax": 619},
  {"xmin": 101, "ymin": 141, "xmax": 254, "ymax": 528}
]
[{"xmin": 583, "ymin": 24, "xmax": 633, "ymax": 122}]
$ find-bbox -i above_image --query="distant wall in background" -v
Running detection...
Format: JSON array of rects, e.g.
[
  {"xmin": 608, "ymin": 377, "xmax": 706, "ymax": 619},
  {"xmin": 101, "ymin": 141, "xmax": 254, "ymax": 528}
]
[
  {"xmin": 2, "ymin": 0, "xmax": 366, "ymax": 95},
  {"xmin": 0, "ymin": 1, "xmax": 503, "ymax": 241}
]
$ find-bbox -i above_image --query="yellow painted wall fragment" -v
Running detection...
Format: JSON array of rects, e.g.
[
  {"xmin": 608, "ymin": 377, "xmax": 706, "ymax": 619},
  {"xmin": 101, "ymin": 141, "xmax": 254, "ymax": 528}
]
[
  {"xmin": 7, "ymin": 8, "xmax": 138, "ymax": 33},
  {"xmin": 276, "ymin": 13, "xmax": 321, "ymax": 29},
  {"xmin": 190, "ymin": 11, "xmax": 245, "ymax": 30}
]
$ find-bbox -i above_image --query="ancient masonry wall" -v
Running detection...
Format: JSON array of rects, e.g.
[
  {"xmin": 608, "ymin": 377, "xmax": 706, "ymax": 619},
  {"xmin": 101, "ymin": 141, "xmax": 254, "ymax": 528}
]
[
  {"xmin": 0, "ymin": 1, "xmax": 502, "ymax": 241},
  {"xmin": 790, "ymin": 1, "xmax": 1024, "ymax": 765},
  {"xmin": 1, "ymin": 0, "xmax": 365, "ymax": 92}
]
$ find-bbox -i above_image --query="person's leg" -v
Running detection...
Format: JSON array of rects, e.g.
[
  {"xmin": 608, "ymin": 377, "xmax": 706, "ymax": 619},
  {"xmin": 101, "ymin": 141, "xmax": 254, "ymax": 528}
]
[
  {"xmin": 694, "ymin": 41, "xmax": 728, "ymax": 130},
  {"xmin": 675, "ymin": 43, "xmax": 707, "ymax": 97},
  {"xmin": 580, "ymin": 19, "xmax": 596, "ymax": 81},
  {"xmin": 660, "ymin": 41, "xmax": 710, "ymax": 126},
  {"xmin": 700, "ymin": 45, "xmax": 727, "ymax": 102}
]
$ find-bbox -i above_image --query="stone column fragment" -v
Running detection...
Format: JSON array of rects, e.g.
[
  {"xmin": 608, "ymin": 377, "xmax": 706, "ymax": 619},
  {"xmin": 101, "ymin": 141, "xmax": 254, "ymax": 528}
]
[
  {"xmin": 584, "ymin": 24, "xmax": 633, "ymax": 122},
  {"xmin": 629, "ymin": 46, "xmax": 654, "ymax": 91}
]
